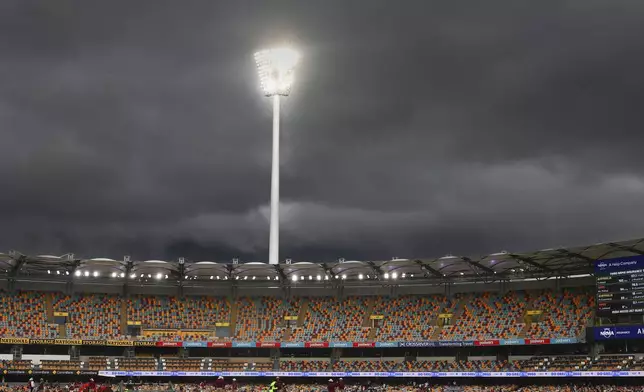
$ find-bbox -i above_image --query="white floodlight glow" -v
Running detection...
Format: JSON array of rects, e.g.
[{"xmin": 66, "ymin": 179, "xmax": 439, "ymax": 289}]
[
  {"xmin": 120, "ymin": 272, "xmax": 125, "ymax": 278},
  {"xmin": 308, "ymin": 275, "xmax": 313, "ymax": 280},
  {"xmin": 254, "ymin": 47, "xmax": 300, "ymax": 97},
  {"xmin": 111, "ymin": 272, "xmax": 117, "ymax": 278},
  {"xmin": 401, "ymin": 273, "xmax": 406, "ymax": 278},
  {"xmin": 275, "ymin": 276, "xmax": 279, "ymax": 281},
  {"xmin": 65, "ymin": 271, "xmax": 69, "ymax": 275},
  {"xmin": 56, "ymin": 270, "xmax": 60, "ymax": 275},
  {"xmin": 383, "ymin": 273, "xmax": 390, "ymax": 279},
  {"xmin": 156, "ymin": 273, "xmax": 163, "ymax": 280},
  {"xmin": 267, "ymin": 276, "xmax": 271, "ymax": 280},
  {"xmin": 244, "ymin": 276, "xmax": 248, "ymax": 280},
  {"xmin": 165, "ymin": 274, "xmax": 168, "ymax": 279},
  {"xmin": 47, "ymin": 270, "xmax": 51, "ymax": 274},
  {"xmin": 130, "ymin": 273, "xmax": 136, "ymax": 279},
  {"xmin": 75, "ymin": 270, "xmax": 81, "ymax": 277},
  {"xmin": 324, "ymin": 275, "xmax": 329, "ymax": 280},
  {"xmin": 300, "ymin": 275, "xmax": 304, "ymax": 280},
  {"xmin": 358, "ymin": 274, "xmax": 364, "ymax": 280},
  {"xmin": 292, "ymin": 275, "xmax": 298, "ymax": 282},
  {"xmin": 93, "ymin": 271, "xmax": 99, "ymax": 277},
  {"xmin": 252, "ymin": 276, "xmax": 256, "ymax": 280},
  {"xmin": 392, "ymin": 272, "xmax": 398, "ymax": 279},
  {"xmin": 316, "ymin": 274, "xmax": 321, "ymax": 281},
  {"xmin": 341, "ymin": 274, "xmax": 347, "ymax": 280},
  {"xmin": 84, "ymin": 271, "xmax": 90, "ymax": 277}
]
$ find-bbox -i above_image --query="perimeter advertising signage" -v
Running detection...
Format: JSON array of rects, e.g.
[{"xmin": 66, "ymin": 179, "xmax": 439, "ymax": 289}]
[{"xmin": 594, "ymin": 325, "xmax": 644, "ymax": 341}]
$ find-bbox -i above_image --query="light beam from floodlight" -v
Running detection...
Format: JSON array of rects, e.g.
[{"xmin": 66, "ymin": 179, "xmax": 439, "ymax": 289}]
[{"xmin": 254, "ymin": 47, "xmax": 300, "ymax": 265}]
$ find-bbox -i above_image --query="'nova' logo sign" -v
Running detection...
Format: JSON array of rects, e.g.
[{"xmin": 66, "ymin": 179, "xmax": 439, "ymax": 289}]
[{"xmin": 600, "ymin": 328, "xmax": 615, "ymax": 338}]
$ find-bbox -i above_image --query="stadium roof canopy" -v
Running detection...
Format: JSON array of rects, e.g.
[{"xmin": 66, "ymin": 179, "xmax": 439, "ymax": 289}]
[{"xmin": 1, "ymin": 237, "xmax": 643, "ymax": 287}]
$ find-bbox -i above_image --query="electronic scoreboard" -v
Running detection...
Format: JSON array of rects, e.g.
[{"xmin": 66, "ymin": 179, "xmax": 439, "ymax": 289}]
[{"xmin": 596, "ymin": 255, "xmax": 644, "ymax": 316}]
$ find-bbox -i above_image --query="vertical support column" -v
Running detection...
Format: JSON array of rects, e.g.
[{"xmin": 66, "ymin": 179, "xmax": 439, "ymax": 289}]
[{"xmin": 269, "ymin": 94, "xmax": 280, "ymax": 265}]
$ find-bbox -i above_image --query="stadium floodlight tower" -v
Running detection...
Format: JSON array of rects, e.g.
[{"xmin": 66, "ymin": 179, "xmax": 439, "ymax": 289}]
[{"xmin": 254, "ymin": 47, "xmax": 300, "ymax": 265}]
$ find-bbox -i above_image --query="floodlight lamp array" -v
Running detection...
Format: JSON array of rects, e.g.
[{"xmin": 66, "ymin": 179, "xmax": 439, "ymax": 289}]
[{"xmin": 254, "ymin": 48, "xmax": 300, "ymax": 96}]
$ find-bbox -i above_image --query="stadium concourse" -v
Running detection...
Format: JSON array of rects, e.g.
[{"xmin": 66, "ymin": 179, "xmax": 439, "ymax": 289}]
[{"xmin": 0, "ymin": 238, "xmax": 644, "ymax": 385}]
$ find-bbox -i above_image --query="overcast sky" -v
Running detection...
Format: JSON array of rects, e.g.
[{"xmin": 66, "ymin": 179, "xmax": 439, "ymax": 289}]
[{"xmin": 1, "ymin": 0, "xmax": 644, "ymax": 262}]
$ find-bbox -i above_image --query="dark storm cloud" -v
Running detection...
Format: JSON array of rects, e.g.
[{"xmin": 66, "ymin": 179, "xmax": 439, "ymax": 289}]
[{"xmin": 1, "ymin": 0, "xmax": 644, "ymax": 261}]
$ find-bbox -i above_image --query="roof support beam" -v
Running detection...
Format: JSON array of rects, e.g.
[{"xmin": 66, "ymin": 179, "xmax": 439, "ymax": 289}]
[
  {"xmin": 462, "ymin": 257, "xmax": 496, "ymax": 275},
  {"xmin": 607, "ymin": 242, "xmax": 644, "ymax": 256},
  {"xmin": 414, "ymin": 260, "xmax": 443, "ymax": 278},
  {"xmin": 508, "ymin": 254, "xmax": 553, "ymax": 272}
]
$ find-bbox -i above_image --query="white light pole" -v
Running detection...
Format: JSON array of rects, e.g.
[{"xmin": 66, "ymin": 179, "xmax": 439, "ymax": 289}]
[{"xmin": 254, "ymin": 47, "xmax": 300, "ymax": 265}]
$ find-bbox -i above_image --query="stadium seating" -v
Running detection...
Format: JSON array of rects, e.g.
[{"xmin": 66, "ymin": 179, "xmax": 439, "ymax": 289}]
[
  {"xmin": 523, "ymin": 288, "xmax": 594, "ymax": 339},
  {"xmin": 290, "ymin": 297, "xmax": 370, "ymax": 342},
  {"xmin": 0, "ymin": 291, "xmax": 56, "ymax": 338},
  {"xmin": 113, "ymin": 357, "xmax": 158, "ymax": 371},
  {"xmin": 0, "ymin": 360, "xmax": 33, "ymax": 370},
  {"xmin": 332, "ymin": 359, "xmax": 400, "ymax": 372},
  {"xmin": 53, "ymin": 293, "xmax": 121, "ymax": 339},
  {"xmin": 235, "ymin": 297, "xmax": 302, "ymax": 341},
  {"xmin": 127, "ymin": 295, "xmax": 229, "ymax": 330},
  {"xmin": 372, "ymin": 295, "xmax": 457, "ymax": 341},
  {"xmin": 280, "ymin": 360, "xmax": 329, "ymax": 372},
  {"xmin": 440, "ymin": 291, "xmax": 527, "ymax": 341},
  {"xmin": 40, "ymin": 360, "xmax": 81, "ymax": 371},
  {"xmin": 0, "ymin": 289, "xmax": 594, "ymax": 342}
]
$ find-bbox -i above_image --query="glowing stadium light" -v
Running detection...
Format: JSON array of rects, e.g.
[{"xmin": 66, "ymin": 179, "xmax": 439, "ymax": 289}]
[
  {"xmin": 83, "ymin": 271, "xmax": 89, "ymax": 277},
  {"xmin": 130, "ymin": 273, "xmax": 136, "ymax": 279},
  {"xmin": 291, "ymin": 275, "xmax": 298, "ymax": 282},
  {"xmin": 224, "ymin": 276, "xmax": 228, "ymax": 280},
  {"xmin": 459, "ymin": 272, "xmax": 464, "ymax": 276},
  {"xmin": 254, "ymin": 47, "xmax": 300, "ymax": 266},
  {"xmin": 47, "ymin": 270, "xmax": 50, "ymax": 274},
  {"xmin": 235, "ymin": 276, "xmax": 239, "ymax": 280},
  {"xmin": 366, "ymin": 274, "xmax": 370, "ymax": 279},
  {"xmin": 383, "ymin": 273, "xmax": 390, "ymax": 279},
  {"xmin": 324, "ymin": 275, "xmax": 329, "ymax": 280},
  {"xmin": 308, "ymin": 275, "xmax": 313, "ymax": 280},
  {"xmin": 147, "ymin": 274, "xmax": 151, "ymax": 278},
  {"xmin": 341, "ymin": 274, "xmax": 347, "ymax": 280},
  {"xmin": 244, "ymin": 276, "xmax": 248, "ymax": 280},
  {"xmin": 401, "ymin": 273, "xmax": 406, "ymax": 278},
  {"xmin": 155, "ymin": 273, "xmax": 162, "ymax": 280},
  {"xmin": 184, "ymin": 275, "xmax": 188, "ymax": 279},
  {"xmin": 358, "ymin": 274, "xmax": 364, "ymax": 280},
  {"xmin": 210, "ymin": 276, "xmax": 214, "ymax": 280},
  {"xmin": 316, "ymin": 274, "xmax": 321, "ymax": 281},
  {"xmin": 410, "ymin": 274, "xmax": 414, "ymax": 278},
  {"xmin": 391, "ymin": 272, "xmax": 398, "ymax": 279},
  {"xmin": 120, "ymin": 272, "xmax": 125, "ymax": 278},
  {"xmin": 56, "ymin": 270, "xmax": 60, "ymax": 275},
  {"xmin": 65, "ymin": 271, "xmax": 69, "ymax": 275},
  {"xmin": 275, "ymin": 276, "xmax": 279, "ymax": 281},
  {"xmin": 254, "ymin": 47, "xmax": 300, "ymax": 97},
  {"xmin": 335, "ymin": 275, "xmax": 339, "ymax": 279},
  {"xmin": 217, "ymin": 276, "xmax": 221, "ymax": 280},
  {"xmin": 252, "ymin": 276, "xmax": 256, "ymax": 280},
  {"xmin": 74, "ymin": 270, "xmax": 81, "ymax": 277},
  {"xmin": 111, "ymin": 272, "xmax": 117, "ymax": 278},
  {"xmin": 267, "ymin": 276, "xmax": 271, "ymax": 280},
  {"xmin": 300, "ymin": 275, "xmax": 304, "ymax": 280},
  {"xmin": 93, "ymin": 271, "xmax": 99, "ymax": 277}
]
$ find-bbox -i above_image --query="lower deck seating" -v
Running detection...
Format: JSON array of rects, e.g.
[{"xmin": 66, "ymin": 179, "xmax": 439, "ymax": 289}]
[
  {"xmin": 161, "ymin": 358, "xmax": 202, "ymax": 371},
  {"xmin": 0, "ymin": 360, "xmax": 33, "ymax": 370},
  {"xmin": 280, "ymin": 360, "xmax": 329, "ymax": 372},
  {"xmin": 40, "ymin": 360, "xmax": 81, "ymax": 371},
  {"xmin": 113, "ymin": 357, "xmax": 157, "ymax": 371}
]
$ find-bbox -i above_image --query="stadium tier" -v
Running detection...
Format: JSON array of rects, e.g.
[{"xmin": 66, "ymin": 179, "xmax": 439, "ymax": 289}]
[
  {"xmin": 0, "ymin": 289, "xmax": 593, "ymax": 342},
  {"xmin": 2, "ymin": 356, "xmax": 644, "ymax": 373}
]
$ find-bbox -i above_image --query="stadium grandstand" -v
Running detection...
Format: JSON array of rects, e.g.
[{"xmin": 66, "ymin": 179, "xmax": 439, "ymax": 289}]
[{"xmin": 0, "ymin": 238, "xmax": 643, "ymax": 387}]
